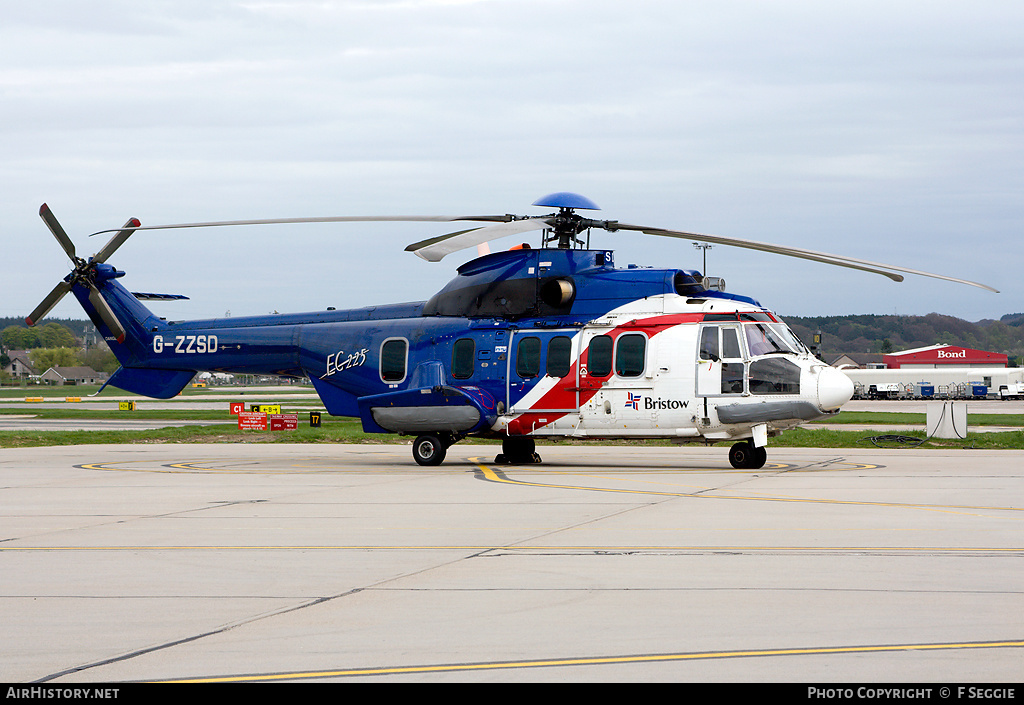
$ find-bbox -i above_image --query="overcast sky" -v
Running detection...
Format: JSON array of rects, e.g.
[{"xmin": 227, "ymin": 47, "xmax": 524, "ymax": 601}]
[{"xmin": 3, "ymin": 0, "xmax": 1022, "ymax": 326}]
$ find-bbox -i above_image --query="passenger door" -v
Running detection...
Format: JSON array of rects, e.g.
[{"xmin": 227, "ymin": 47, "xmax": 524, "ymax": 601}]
[
  {"xmin": 568, "ymin": 326, "xmax": 657, "ymax": 432},
  {"xmin": 696, "ymin": 323, "xmax": 745, "ymax": 397}
]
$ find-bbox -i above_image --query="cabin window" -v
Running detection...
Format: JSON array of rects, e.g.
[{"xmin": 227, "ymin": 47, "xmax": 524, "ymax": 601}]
[
  {"xmin": 615, "ymin": 334, "xmax": 646, "ymax": 378},
  {"xmin": 587, "ymin": 335, "xmax": 613, "ymax": 377},
  {"xmin": 748, "ymin": 358, "xmax": 801, "ymax": 395},
  {"xmin": 516, "ymin": 336, "xmax": 541, "ymax": 378},
  {"xmin": 547, "ymin": 336, "xmax": 572, "ymax": 378},
  {"xmin": 380, "ymin": 338, "xmax": 408, "ymax": 382},
  {"xmin": 452, "ymin": 338, "xmax": 475, "ymax": 380},
  {"xmin": 699, "ymin": 327, "xmax": 719, "ymax": 361}
]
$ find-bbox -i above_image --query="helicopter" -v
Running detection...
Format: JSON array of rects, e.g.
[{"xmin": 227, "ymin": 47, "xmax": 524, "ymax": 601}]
[{"xmin": 26, "ymin": 192, "xmax": 997, "ymax": 469}]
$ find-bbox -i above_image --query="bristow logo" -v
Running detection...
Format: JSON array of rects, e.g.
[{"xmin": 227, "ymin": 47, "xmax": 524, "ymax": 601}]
[
  {"xmin": 624, "ymin": 393, "xmax": 689, "ymax": 410},
  {"xmin": 644, "ymin": 397, "xmax": 689, "ymax": 410}
]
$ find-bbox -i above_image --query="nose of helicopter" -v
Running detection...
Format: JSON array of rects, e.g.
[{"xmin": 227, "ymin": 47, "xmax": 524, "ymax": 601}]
[{"xmin": 817, "ymin": 365, "xmax": 855, "ymax": 411}]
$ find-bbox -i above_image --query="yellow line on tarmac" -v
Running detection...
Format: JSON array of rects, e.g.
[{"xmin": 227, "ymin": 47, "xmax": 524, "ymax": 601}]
[
  {"xmin": 160, "ymin": 639, "xmax": 1024, "ymax": 683},
  {"xmin": 476, "ymin": 462, "xmax": 709, "ymax": 498},
  {"xmin": 474, "ymin": 461, "xmax": 1024, "ymax": 514}
]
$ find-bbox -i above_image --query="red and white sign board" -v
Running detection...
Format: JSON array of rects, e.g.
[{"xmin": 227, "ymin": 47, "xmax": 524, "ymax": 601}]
[
  {"xmin": 270, "ymin": 414, "xmax": 298, "ymax": 431},
  {"xmin": 238, "ymin": 412, "xmax": 267, "ymax": 430},
  {"xmin": 229, "ymin": 402, "xmax": 245, "ymax": 416}
]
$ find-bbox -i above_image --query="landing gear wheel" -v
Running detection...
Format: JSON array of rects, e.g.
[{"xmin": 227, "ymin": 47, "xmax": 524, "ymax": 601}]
[
  {"xmin": 728, "ymin": 441, "xmax": 767, "ymax": 470},
  {"xmin": 495, "ymin": 437, "xmax": 541, "ymax": 465},
  {"xmin": 412, "ymin": 434, "xmax": 447, "ymax": 466}
]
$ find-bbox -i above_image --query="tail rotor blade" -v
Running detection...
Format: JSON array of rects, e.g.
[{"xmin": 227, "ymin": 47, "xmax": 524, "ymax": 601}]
[
  {"xmin": 26, "ymin": 281, "xmax": 73, "ymax": 327},
  {"xmin": 92, "ymin": 218, "xmax": 141, "ymax": 264},
  {"xmin": 88, "ymin": 284, "xmax": 126, "ymax": 344},
  {"xmin": 39, "ymin": 204, "xmax": 79, "ymax": 263}
]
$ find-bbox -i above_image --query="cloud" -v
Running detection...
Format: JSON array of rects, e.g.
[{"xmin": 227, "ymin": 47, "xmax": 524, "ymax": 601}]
[{"xmin": 4, "ymin": 0, "xmax": 1021, "ymax": 324}]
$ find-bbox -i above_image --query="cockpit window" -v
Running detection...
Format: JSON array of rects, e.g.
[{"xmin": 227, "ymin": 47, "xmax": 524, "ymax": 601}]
[
  {"xmin": 749, "ymin": 357, "xmax": 801, "ymax": 395},
  {"xmin": 744, "ymin": 322, "xmax": 805, "ymax": 356},
  {"xmin": 722, "ymin": 328, "xmax": 742, "ymax": 359}
]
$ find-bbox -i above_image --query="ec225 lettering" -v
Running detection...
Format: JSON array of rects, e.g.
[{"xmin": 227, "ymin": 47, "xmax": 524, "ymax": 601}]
[
  {"xmin": 152, "ymin": 335, "xmax": 219, "ymax": 354},
  {"xmin": 323, "ymin": 348, "xmax": 369, "ymax": 377}
]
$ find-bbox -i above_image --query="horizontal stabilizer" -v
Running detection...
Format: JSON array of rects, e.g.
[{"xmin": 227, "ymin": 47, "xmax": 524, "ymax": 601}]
[{"xmin": 130, "ymin": 292, "xmax": 190, "ymax": 301}]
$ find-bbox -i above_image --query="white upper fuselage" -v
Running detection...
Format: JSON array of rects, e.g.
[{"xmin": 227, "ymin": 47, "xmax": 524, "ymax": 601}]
[{"xmin": 496, "ymin": 293, "xmax": 854, "ymax": 445}]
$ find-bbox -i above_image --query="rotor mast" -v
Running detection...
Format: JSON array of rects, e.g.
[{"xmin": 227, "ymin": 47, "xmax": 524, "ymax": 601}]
[
  {"xmin": 546, "ymin": 207, "xmax": 587, "ymax": 249},
  {"xmin": 532, "ymin": 192, "xmax": 617, "ymax": 251}
]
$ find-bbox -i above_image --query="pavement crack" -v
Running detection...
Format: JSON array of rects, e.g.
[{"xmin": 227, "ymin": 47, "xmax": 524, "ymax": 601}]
[{"xmin": 33, "ymin": 590, "xmax": 365, "ymax": 683}]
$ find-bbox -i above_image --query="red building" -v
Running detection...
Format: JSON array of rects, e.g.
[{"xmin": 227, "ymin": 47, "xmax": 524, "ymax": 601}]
[{"xmin": 883, "ymin": 345, "xmax": 1008, "ymax": 369}]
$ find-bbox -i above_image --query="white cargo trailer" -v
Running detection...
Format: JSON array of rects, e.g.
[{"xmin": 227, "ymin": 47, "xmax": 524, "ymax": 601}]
[{"xmin": 839, "ymin": 367, "xmax": 1024, "ymax": 400}]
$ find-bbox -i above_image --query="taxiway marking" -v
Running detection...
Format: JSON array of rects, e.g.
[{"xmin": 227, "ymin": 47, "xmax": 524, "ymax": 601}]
[
  {"xmin": 473, "ymin": 460, "xmax": 1023, "ymax": 515},
  {"xmin": 158, "ymin": 638, "xmax": 1024, "ymax": 682}
]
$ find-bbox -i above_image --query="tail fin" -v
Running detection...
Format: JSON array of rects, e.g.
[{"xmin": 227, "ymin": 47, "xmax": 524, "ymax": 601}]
[
  {"xmin": 74, "ymin": 267, "xmax": 197, "ymax": 399},
  {"xmin": 27, "ymin": 205, "xmax": 197, "ymax": 399}
]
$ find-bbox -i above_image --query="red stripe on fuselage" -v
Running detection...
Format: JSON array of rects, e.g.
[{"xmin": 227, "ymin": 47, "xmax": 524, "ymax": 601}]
[{"xmin": 505, "ymin": 312, "xmax": 706, "ymax": 435}]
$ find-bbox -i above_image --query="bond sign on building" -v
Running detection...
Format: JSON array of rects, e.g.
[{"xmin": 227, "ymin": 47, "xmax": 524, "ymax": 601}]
[{"xmin": 882, "ymin": 345, "xmax": 1008, "ymax": 369}]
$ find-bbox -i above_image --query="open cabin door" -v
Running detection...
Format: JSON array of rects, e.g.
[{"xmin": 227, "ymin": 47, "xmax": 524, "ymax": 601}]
[{"xmin": 696, "ymin": 322, "xmax": 745, "ymax": 400}]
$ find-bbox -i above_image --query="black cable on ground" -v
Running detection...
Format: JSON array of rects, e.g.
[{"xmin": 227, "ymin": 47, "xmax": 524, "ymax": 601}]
[
  {"xmin": 859, "ymin": 434, "xmax": 927, "ymax": 448},
  {"xmin": 858, "ymin": 401, "xmax": 967, "ymax": 448}
]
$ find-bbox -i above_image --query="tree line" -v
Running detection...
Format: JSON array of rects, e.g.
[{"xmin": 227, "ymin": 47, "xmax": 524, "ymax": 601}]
[
  {"xmin": 1, "ymin": 319, "xmax": 118, "ymax": 380},
  {"xmin": 784, "ymin": 312, "xmax": 1024, "ymax": 363}
]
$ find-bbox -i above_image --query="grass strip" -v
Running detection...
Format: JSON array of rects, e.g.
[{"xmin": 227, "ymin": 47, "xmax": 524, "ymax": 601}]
[{"xmin": 2, "ymin": 424, "xmax": 1022, "ymax": 450}]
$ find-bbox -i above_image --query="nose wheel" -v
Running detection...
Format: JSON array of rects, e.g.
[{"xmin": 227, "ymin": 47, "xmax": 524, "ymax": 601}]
[
  {"xmin": 494, "ymin": 437, "xmax": 542, "ymax": 464},
  {"xmin": 729, "ymin": 441, "xmax": 767, "ymax": 470}
]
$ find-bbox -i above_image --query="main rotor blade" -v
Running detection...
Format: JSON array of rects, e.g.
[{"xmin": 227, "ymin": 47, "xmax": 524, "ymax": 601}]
[
  {"xmin": 26, "ymin": 280, "xmax": 73, "ymax": 327},
  {"xmin": 88, "ymin": 284, "xmax": 126, "ymax": 345},
  {"xmin": 87, "ymin": 214, "xmax": 517, "ymax": 238},
  {"xmin": 614, "ymin": 223, "xmax": 999, "ymax": 293},
  {"xmin": 92, "ymin": 217, "xmax": 142, "ymax": 264},
  {"xmin": 406, "ymin": 218, "xmax": 552, "ymax": 262},
  {"xmin": 39, "ymin": 204, "xmax": 78, "ymax": 262}
]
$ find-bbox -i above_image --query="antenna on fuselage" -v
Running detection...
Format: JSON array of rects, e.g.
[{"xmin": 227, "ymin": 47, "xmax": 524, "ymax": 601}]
[{"xmin": 693, "ymin": 241, "xmax": 713, "ymax": 276}]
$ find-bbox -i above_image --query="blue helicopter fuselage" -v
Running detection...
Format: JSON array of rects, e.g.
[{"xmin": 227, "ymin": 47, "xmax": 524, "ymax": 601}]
[
  {"xmin": 71, "ymin": 244, "xmax": 853, "ymax": 459},
  {"xmin": 28, "ymin": 189, "xmax": 984, "ymax": 467},
  {"xmin": 81, "ymin": 247, "xmax": 722, "ymax": 400}
]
